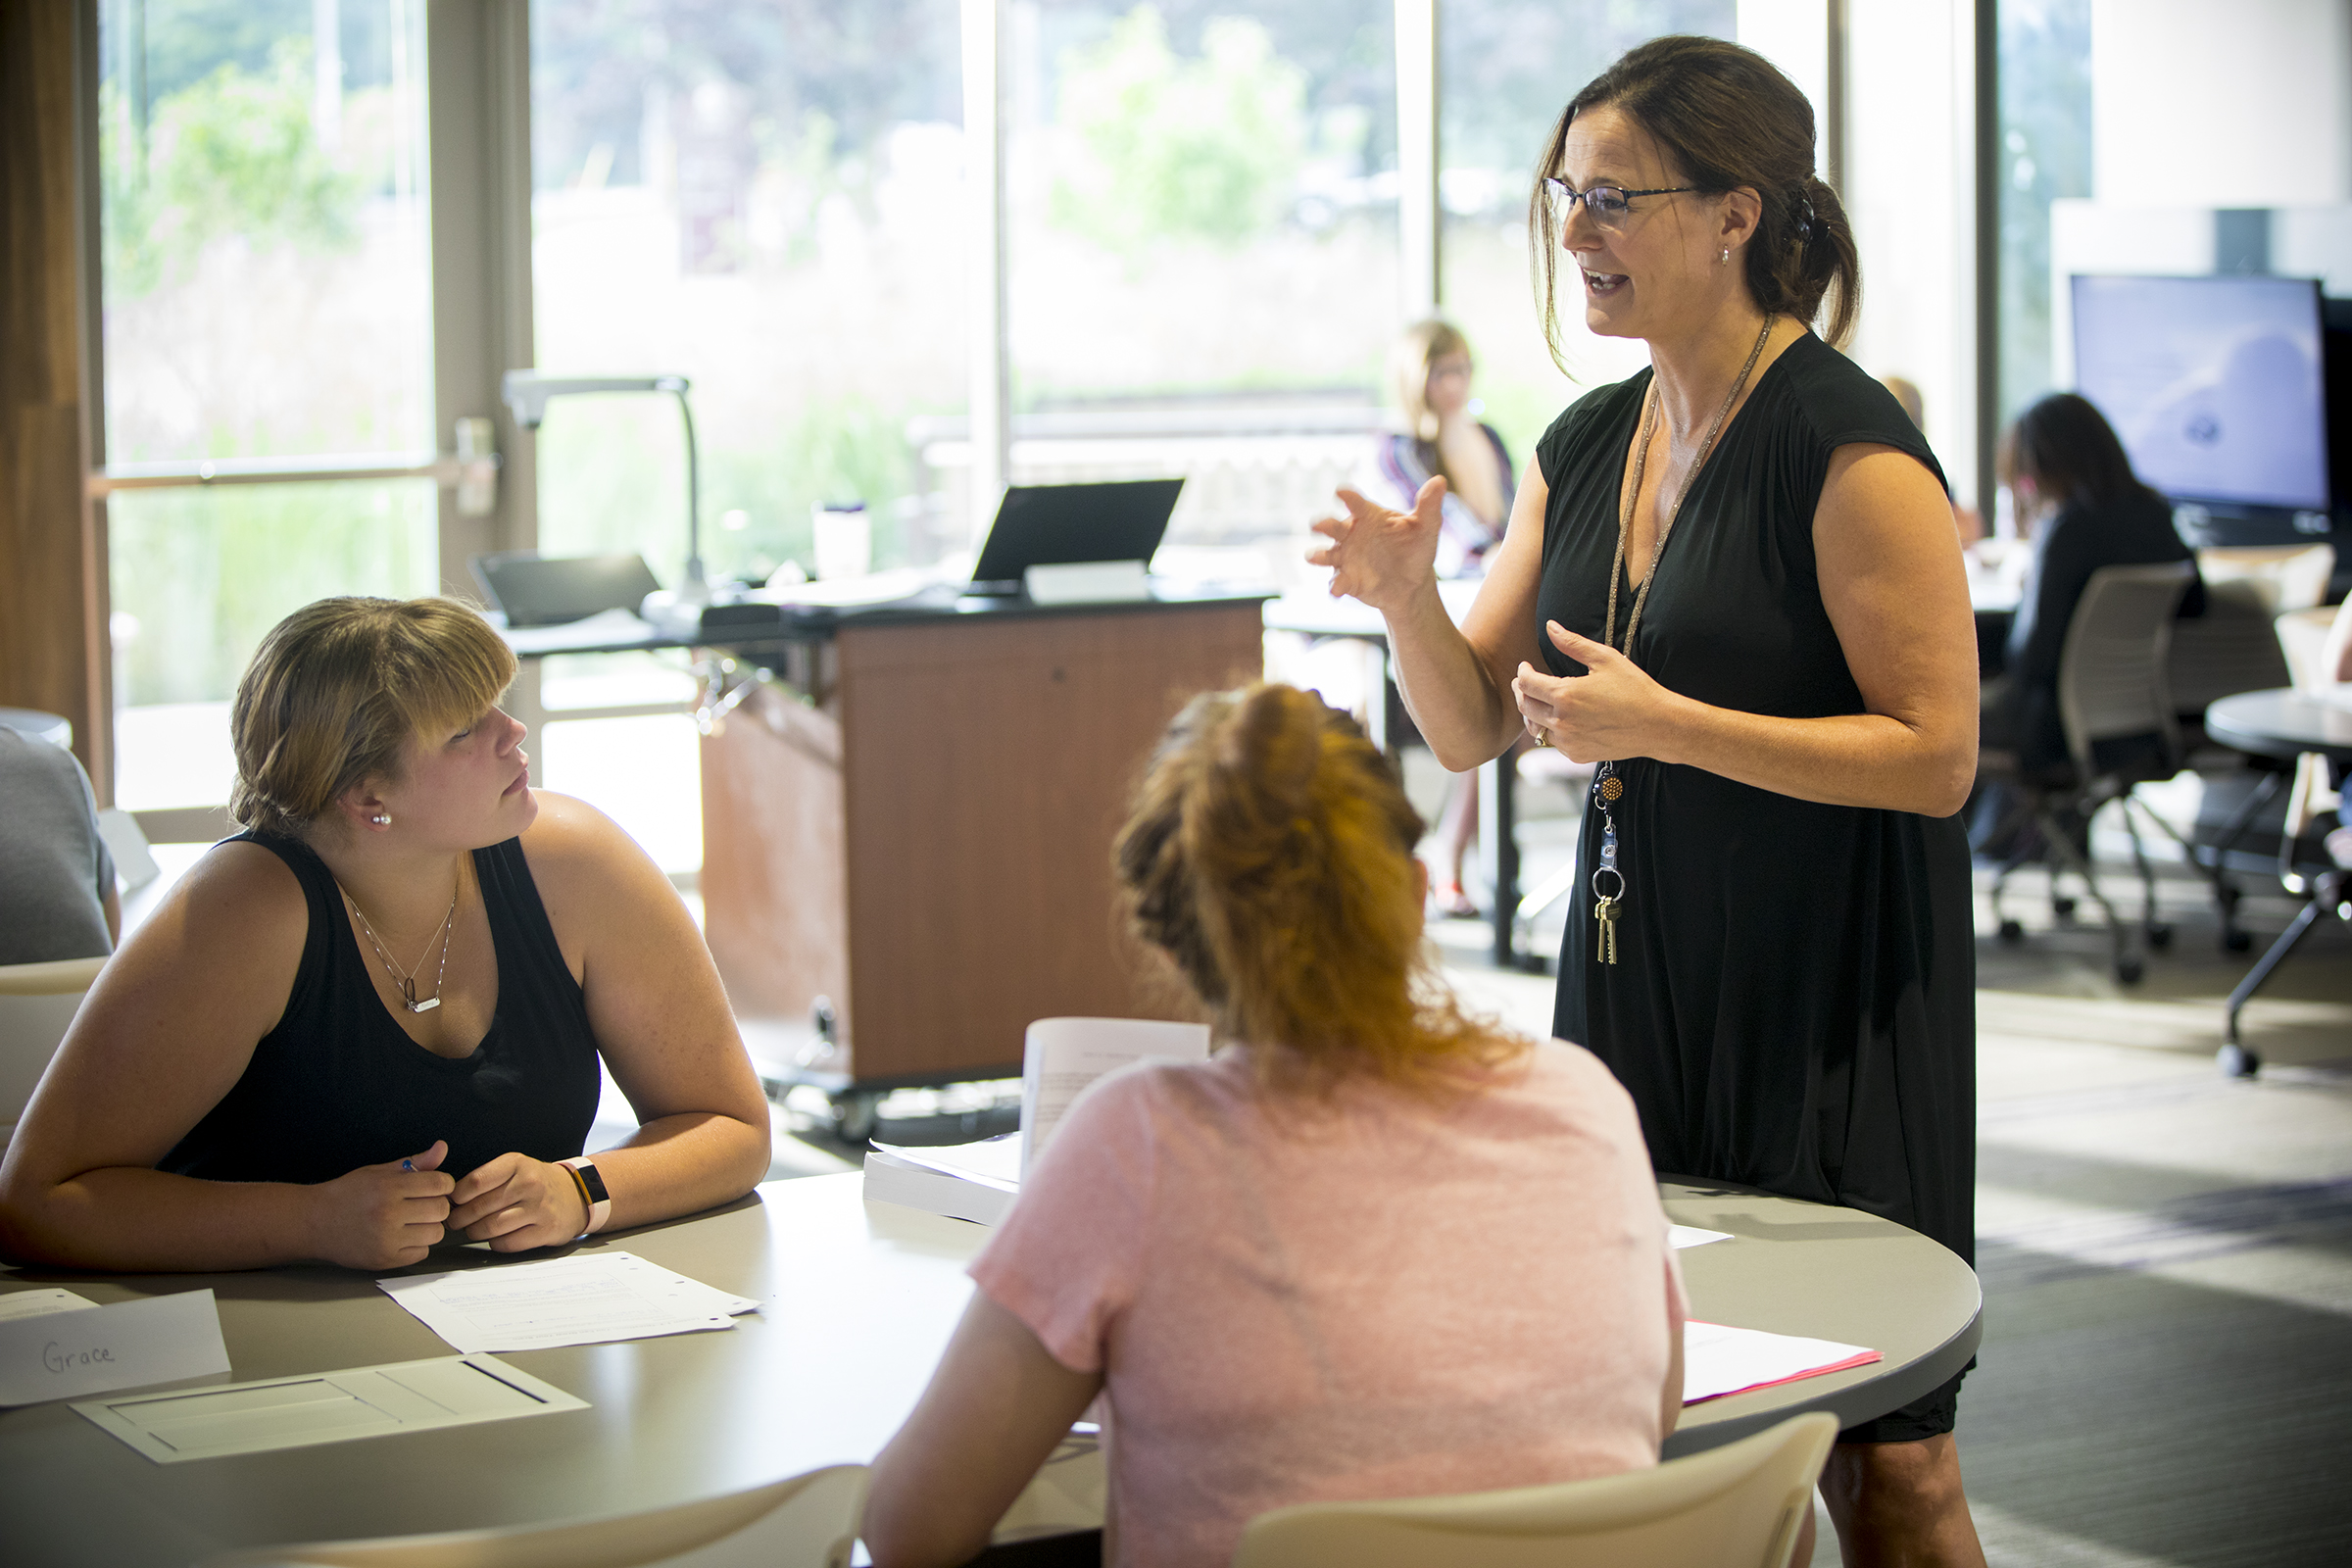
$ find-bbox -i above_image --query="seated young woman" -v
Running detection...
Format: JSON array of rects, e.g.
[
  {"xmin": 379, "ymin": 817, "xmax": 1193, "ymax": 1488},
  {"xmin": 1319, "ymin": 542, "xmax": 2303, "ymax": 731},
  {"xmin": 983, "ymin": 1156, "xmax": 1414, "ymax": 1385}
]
[
  {"xmin": 861, "ymin": 682, "xmax": 1687, "ymax": 1568},
  {"xmin": 0, "ymin": 597, "xmax": 770, "ymax": 1272}
]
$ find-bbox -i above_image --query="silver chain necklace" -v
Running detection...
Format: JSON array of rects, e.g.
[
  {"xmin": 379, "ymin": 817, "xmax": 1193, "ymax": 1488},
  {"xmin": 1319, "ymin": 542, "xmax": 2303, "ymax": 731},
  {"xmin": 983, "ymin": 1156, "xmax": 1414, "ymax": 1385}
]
[
  {"xmin": 1588, "ymin": 316, "xmax": 1777, "ymax": 966},
  {"xmin": 344, "ymin": 871, "xmax": 461, "ymax": 1014}
]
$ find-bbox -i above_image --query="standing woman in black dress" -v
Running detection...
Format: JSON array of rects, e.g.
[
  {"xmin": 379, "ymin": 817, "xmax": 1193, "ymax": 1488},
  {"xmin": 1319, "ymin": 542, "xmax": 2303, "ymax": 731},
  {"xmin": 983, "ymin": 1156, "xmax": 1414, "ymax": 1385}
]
[{"xmin": 1315, "ymin": 36, "xmax": 1984, "ymax": 1568}]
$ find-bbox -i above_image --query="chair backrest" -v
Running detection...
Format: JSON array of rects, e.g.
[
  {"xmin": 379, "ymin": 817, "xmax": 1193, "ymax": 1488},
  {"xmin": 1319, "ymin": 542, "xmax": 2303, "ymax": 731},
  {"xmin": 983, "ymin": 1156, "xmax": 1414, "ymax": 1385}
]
[
  {"xmin": 2166, "ymin": 579, "xmax": 2293, "ymax": 715},
  {"xmin": 2056, "ymin": 562, "xmax": 2196, "ymax": 779},
  {"xmin": 0, "ymin": 956, "xmax": 106, "ymax": 1147},
  {"xmin": 2196, "ymin": 543, "xmax": 2335, "ymax": 614},
  {"xmin": 196, "ymin": 1463, "xmax": 867, "ymax": 1568},
  {"xmin": 1228, "ymin": 1412, "xmax": 1838, "ymax": 1568}
]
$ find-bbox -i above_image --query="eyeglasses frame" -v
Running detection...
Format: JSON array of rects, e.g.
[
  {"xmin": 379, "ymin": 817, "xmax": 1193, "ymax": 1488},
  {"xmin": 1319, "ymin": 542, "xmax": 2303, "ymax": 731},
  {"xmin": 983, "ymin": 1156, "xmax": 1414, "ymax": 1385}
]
[{"xmin": 1541, "ymin": 177, "xmax": 1698, "ymax": 225}]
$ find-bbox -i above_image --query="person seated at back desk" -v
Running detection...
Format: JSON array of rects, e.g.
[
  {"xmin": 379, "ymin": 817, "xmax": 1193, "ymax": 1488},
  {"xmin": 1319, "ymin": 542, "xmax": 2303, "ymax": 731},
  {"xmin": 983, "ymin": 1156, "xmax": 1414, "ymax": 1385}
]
[
  {"xmin": 1981, "ymin": 392, "xmax": 2204, "ymax": 786},
  {"xmin": 0, "ymin": 597, "xmax": 770, "ymax": 1272},
  {"xmin": 0, "ymin": 725, "xmax": 118, "ymax": 965},
  {"xmin": 863, "ymin": 683, "xmax": 1689, "ymax": 1568}
]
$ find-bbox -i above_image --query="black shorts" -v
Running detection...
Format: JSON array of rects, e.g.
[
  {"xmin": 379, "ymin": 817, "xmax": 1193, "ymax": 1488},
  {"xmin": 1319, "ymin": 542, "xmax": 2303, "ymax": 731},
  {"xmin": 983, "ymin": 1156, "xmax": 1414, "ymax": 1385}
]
[{"xmin": 1838, "ymin": 1360, "xmax": 1971, "ymax": 1445}]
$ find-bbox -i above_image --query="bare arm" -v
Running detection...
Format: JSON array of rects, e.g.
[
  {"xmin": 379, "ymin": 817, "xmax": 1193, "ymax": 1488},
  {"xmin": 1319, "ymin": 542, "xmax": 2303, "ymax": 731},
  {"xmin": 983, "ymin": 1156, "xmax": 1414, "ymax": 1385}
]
[
  {"xmin": 1514, "ymin": 445, "xmax": 1978, "ymax": 816},
  {"xmin": 863, "ymin": 1291, "xmax": 1103, "ymax": 1567},
  {"xmin": 1309, "ymin": 457, "xmax": 1552, "ymax": 771},
  {"xmin": 0, "ymin": 845, "xmax": 456, "ymax": 1271},
  {"xmin": 448, "ymin": 795, "xmax": 770, "ymax": 1248}
]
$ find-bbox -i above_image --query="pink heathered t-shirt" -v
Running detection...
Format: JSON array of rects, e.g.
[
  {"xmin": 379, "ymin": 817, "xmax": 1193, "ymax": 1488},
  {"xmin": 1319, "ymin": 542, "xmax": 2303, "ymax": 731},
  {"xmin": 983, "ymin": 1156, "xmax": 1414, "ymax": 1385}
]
[{"xmin": 968, "ymin": 1038, "xmax": 1688, "ymax": 1568}]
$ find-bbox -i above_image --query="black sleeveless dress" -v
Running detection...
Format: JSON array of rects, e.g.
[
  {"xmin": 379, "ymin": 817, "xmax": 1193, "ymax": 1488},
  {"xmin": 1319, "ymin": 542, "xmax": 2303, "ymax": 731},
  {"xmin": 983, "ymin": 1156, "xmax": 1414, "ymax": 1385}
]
[
  {"xmin": 162, "ymin": 832, "xmax": 601, "ymax": 1185},
  {"xmin": 1536, "ymin": 334, "xmax": 1975, "ymax": 1440}
]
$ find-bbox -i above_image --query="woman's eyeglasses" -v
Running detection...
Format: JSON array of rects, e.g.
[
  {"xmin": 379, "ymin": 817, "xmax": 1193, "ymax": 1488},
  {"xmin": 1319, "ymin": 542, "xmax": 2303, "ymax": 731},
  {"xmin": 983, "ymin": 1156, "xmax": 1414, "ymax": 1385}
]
[{"xmin": 1542, "ymin": 177, "xmax": 1694, "ymax": 228}]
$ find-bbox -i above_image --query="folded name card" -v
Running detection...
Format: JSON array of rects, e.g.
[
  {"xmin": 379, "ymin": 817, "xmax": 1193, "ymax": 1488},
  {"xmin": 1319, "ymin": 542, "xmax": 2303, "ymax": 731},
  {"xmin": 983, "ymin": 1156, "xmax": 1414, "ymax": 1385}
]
[{"xmin": 0, "ymin": 1289, "xmax": 230, "ymax": 1406}]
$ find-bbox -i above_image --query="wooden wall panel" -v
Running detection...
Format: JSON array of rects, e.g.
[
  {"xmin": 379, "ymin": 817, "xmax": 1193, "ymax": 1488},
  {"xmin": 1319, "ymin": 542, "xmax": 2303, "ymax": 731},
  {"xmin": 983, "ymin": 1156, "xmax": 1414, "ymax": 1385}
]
[
  {"xmin": 837, "ymin": 603, "xmax": 1264, "ymax": 1080},
  {"xmin": 0, "ymin": 1, "xmax": 108, "ymax": 791}
]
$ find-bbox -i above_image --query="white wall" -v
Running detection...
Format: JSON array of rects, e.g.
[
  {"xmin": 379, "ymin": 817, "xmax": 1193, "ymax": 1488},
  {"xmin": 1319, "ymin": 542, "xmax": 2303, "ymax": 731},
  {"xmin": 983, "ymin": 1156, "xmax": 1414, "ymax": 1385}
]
[
  {"xmin": 1737, "ymin": 0, "xmax": 1831, "ymax": 173},
  {"xmin": 2091, "ymin": 0, "xmax": 2352, "ymax": 207}
]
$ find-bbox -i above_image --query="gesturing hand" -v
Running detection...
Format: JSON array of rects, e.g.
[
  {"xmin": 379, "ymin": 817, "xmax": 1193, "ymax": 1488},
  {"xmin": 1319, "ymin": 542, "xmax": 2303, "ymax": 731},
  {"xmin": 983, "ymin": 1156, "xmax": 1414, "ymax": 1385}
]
[
  {"xmin": 311, "ymin": 1140, "xmax": 454, "ymax": 1270},
  {"xmin": 1307, "ymin": 476, "xmax": 1446, "ymax": 612},
  {"xmin": 448, "ymin": 1152, "xmax": 592, "ymax": 1252},
  {"xmin": 1512, "ymin": 621, "xmax": 1677, "ymax": 762}
]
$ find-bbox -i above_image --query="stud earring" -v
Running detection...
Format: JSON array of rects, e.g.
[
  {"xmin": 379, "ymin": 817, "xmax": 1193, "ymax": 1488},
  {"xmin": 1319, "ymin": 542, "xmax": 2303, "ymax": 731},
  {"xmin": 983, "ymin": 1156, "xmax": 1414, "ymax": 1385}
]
[
  {"xmin": 370, "ymin": 813, "xmax": 391, "ymax": 826},
  {"xmin": 1720, "ymin": 247, "xmax": 1731, "ymax": 264}
]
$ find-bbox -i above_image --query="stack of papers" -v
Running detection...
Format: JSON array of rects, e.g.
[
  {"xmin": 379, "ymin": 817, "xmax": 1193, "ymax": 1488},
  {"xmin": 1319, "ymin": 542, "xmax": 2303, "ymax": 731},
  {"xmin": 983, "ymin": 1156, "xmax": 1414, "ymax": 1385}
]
[
  {"xmin": 864, "ymin": 1136, "xmax": 1024, "ymax": 1226},
  {"xmin": 376, "ymin": 1251, "xmax": 759, "ymax": 1354},
  {"xmin": 1682, "ymin": 1321, "xmax": 1881, "ymax": 1403}
]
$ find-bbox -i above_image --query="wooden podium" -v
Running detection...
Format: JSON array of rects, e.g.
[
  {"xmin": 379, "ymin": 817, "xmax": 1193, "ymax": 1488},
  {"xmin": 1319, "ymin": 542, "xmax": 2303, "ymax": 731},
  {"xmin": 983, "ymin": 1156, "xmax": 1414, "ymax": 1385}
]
[{"xmin": 699, "ymin": 596, "xmax": 1264, "ymax": 1109}]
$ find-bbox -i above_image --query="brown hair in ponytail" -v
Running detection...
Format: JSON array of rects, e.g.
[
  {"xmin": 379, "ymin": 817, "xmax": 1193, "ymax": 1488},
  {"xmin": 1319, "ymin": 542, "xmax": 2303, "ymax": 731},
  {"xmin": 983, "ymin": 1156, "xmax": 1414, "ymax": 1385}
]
[
  {"xmin": 1112, "ymin": 683, "xmax": 1517, "ymax": 1095},
  {"xmin": 1528, "ymin": 34, "xmax": 1860, "ymax": 362}
]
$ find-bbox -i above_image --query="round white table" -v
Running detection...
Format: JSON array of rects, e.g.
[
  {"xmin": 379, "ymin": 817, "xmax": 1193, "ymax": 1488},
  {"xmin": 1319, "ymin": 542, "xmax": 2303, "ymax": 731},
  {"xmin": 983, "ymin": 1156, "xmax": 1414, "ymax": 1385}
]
[{"xmin": 0, "ymin": 1172, "xmax": 1980, "ymax": 1565}]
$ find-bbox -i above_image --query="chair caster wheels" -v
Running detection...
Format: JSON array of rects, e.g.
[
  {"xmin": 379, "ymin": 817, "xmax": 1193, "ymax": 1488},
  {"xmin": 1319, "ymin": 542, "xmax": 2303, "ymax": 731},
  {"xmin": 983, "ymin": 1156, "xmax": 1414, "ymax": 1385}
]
[
  {"xmin": 2146, "ymin": 923, "xmax": 2173, "ymax": 951},
  {"xmin": 2116, "ymin": 957, "xmax": 2144, "ymax": 984},
  {"xmin": 828, "ymin": 1091, "xmax": 880, "ymax": 1146},
  {"xmin": 1997, "ymin": 918, "xmax": 2024, "ymax": 944},
  {"xmin": 2223, "ymin": 928, "xmax": 2252, "ymax": 953},
  {"xmin": 2218, "ymin": 1042, "xmax": 2261, "ymax": 1078},
  {"xmin": 2052, "ymin": 897, "xmax": 2078, "ymax": 921}
]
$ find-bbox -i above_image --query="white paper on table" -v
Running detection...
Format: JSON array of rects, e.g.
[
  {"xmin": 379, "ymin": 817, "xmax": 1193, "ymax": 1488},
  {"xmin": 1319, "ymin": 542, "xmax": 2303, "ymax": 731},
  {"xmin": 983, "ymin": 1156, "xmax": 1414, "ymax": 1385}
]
[
  {"xmin": 2314, "ymin": 684, "xmax": 2352, "ymax": 713},
  {"xmin": 1020, "ymin": 1018, "xmax": 1211, "ymax": 1174},
  {"xmin": 0, "ymin": 1290, "xmax": 230, "ymax": 1406},
  {"xmin": 0, "ymin": 1288, "xmax": 100, "ymax": 1322},
  {"xmin": 73, "ymin": 1353, "xmax": 584, "ymax": 1464},
  {"xmin": 875, "ymin": 1133, "xmax": 1024, "ymax": 1188},
  {"xmin": 1681, "ymin": 1320, "xmax": 1881, "ymax": 1404},
  {"xmin": 376, "ymin": 1250, "xmax": 758, "ymax": 1354},
  {"xmin": 1669, "ymin": 1225, "xmax": 1732, "ymax": 1250}
]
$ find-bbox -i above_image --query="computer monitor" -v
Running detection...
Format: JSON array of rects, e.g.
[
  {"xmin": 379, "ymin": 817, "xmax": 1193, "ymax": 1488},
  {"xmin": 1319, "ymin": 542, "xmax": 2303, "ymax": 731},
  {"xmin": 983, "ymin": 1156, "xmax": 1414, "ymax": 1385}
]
[
  {"xmin": 2071, "ymin": 272, "xmax": 2329, "ymax": 512},
  {"xmin": 470, "ymin": 551, "xmax": 662, "ymax": 627}
]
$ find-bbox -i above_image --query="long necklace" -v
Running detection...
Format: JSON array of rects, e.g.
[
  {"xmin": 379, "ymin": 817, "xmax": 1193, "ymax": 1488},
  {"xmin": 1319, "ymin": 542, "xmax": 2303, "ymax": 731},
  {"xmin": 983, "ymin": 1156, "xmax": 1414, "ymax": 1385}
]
[
  {"xmin": 1588, "ymin": 316, "xmax": 1776, "ymax": 966},
  {"xmin": 345, "ymin": 871, "xmax": 462, "ymax": 1014}
]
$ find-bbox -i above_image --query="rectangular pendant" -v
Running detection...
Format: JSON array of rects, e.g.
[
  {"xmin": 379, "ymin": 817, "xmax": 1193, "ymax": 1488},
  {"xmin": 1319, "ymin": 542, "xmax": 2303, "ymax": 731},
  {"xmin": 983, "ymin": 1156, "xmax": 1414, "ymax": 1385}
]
[{"xmin": 407, "ymin": 997, "xmax": 441, "ymax": 1013}]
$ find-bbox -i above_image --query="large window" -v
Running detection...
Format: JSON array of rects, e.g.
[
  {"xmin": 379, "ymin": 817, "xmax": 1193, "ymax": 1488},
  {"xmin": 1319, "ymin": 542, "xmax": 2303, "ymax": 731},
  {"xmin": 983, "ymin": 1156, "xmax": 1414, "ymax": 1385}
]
[
  {"xmin": 1437, "ymin": 0, "xmax": 1734, "ymax": 467},
  {"xmin": 99, "ymin": 0, "xmax": 438, "ymax": 810},
  {"xmin": 529, "ymin": 0, "xmax": 967, "ymax": 583}
]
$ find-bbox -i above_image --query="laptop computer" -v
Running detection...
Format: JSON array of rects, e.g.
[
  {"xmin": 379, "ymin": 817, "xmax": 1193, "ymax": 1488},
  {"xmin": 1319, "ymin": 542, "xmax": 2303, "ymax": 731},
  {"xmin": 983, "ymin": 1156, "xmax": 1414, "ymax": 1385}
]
[
  {"xmin": 470, "ymin": 552, "xmax": 662, "ymax": 628},
  {"xmin": 966, "ymin": 479, "xmax": 1186, "ymax": 595}
]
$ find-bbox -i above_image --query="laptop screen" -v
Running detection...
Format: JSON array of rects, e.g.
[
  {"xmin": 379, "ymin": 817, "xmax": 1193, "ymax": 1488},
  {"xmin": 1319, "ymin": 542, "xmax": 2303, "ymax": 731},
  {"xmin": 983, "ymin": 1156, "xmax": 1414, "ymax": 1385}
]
[{"xmin": 969, "ymin": 479, "xmax": 1186, "ymax": 587}]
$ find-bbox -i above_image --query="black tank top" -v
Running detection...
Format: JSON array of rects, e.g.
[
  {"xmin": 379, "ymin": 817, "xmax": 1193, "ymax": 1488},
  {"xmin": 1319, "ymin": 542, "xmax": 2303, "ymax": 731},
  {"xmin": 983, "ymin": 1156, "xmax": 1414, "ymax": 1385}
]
[{"xmin": 162, "ymin": 832, "xmax": 601, "ymax": 1186}]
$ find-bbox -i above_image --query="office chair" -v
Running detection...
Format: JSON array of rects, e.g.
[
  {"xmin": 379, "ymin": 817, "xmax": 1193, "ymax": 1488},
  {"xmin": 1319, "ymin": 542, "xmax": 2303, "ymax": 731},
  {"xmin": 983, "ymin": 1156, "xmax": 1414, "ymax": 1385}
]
[
  {"xmin": 1979, "ymin": 562, "xmax": 2197, "ymax": 983},
  {"xmin": 198, "ymin": 1464, "xmax": 866, "ymax": 1568},
  {"xmin": 0, "ymin": 955, "xmax": 106, "ymax": 1155},
  {"xmin": 1228, "ymin": 1411, "xmax": 1836, "ymax": 1568},
  {"xmin": 2160, "ymin": 575, "xmax": 2298, "ymax": 951}
]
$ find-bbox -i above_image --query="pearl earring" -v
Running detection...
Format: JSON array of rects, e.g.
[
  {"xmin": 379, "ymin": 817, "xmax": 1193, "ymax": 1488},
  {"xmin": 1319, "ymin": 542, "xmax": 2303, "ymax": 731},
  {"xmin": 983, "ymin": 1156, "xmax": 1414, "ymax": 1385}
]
[
  {"xmin": 370, "ymin": 813, "xmax": 391, "ymax": 826},
  {"xmin": 1720, "ymin": 247, "xmax": 1731, "ymax": 264}
]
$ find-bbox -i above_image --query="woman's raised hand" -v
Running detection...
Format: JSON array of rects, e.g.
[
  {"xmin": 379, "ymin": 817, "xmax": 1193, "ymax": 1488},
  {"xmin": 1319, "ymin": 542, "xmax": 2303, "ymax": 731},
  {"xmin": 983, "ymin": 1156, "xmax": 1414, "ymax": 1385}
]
[
  {"xmin": 1309, "ymin": 475, "xmax": 1447, "ymax": 612},
  {"xmin": 308, "ymin": 1140, "xmax": 454, "ymax": 1270},
  {"xmin": 1513, "ymin": 622, "xmax": 1680, "ymax": 762},
  {"xmin": 448, "ymin": 1152, "xmax": 593, "ymax": 1252}
]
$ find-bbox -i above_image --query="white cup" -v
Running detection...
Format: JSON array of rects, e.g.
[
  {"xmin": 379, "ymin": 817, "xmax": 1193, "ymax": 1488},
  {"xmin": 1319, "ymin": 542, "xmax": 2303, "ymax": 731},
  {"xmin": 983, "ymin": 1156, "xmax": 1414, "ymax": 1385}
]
[{"xmin": 813, "ymin": 504, "xmax": 871, "ymax": 580}]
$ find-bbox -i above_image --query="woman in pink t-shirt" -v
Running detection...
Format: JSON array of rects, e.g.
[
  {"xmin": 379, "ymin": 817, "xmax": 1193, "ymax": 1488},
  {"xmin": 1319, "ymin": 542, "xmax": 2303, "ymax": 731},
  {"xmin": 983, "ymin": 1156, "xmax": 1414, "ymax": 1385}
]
[{"xmin": 863, "ymin": 684, "xmax": 1689, "ymax": 1568}]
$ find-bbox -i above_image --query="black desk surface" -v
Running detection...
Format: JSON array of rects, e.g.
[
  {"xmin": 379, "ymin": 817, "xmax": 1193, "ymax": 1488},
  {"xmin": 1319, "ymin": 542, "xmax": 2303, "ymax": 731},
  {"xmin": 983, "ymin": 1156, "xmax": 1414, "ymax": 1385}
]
[{"xmin": 498, "ymin": 583, "xmax": 1274, "ymax": 659}]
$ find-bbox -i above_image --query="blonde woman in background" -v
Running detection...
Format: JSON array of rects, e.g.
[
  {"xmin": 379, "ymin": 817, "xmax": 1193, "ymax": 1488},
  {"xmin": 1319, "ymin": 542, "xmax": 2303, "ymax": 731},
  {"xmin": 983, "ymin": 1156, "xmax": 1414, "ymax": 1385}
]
[
  {"xmin": 862, "ymin": 683, "xmax": 1690, "ymax": 1568},
  {"xmin": 0, "ymin": 597, "xmax": 770, "ymax": 1272},
  {"xmin": 1370, "ymin": 319, "xmax": 1526, "ymax": 914}
]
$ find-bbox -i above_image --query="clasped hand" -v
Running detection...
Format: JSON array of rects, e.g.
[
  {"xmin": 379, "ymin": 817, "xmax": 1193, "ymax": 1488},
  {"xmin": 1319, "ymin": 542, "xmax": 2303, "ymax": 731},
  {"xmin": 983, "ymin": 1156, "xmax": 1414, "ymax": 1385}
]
[
  {"xmin": 1514, "ymin": 621, "xmax": 1678, "ymax": 763},
  {"xmin": 310, "ymin": 1139, "xmax": 588, "ymax": 1270}
]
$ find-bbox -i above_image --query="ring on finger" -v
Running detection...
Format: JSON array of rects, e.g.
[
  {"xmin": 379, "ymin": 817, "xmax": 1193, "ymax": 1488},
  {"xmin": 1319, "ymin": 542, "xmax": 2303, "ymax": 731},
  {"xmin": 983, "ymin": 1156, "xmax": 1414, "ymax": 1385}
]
[{"xmin": 1531, "ymin": 723, "xmax": 1550, "ymax": 748}]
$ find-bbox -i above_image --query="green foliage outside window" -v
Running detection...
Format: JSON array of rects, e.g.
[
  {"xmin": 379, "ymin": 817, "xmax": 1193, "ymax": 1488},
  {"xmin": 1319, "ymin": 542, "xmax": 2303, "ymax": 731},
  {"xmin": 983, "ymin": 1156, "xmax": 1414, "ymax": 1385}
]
[
  {"xmin": 1050, "ymin": 7, "xmax": 1308, "ymax": 256},
  {"xmin": 103, "ymin": 39, "xmax": 363, "ymax": 298}
]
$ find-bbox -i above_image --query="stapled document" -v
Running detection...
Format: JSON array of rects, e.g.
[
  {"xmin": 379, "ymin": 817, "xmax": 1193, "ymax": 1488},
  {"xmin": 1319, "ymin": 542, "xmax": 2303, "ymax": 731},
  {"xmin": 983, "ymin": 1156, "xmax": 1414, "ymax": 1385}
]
[
  {"xmin": 73, "ymin": 1353, "xmax": 584, "ymax": 1463},
  {"xmin": 376, "ymin": 1250, "xmax": 760, "ymax": 1354},
  {"xmin": 0, "ymin": 1289, "xmax": 230, "ymax": 1406}
]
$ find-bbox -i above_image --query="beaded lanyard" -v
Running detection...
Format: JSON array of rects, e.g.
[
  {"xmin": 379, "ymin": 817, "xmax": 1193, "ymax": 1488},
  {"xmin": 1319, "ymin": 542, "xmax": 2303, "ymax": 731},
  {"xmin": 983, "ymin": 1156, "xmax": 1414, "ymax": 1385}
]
[{"xmin": 1588, "ymin": 316, "xmax": 1773, "ymax": 964}]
